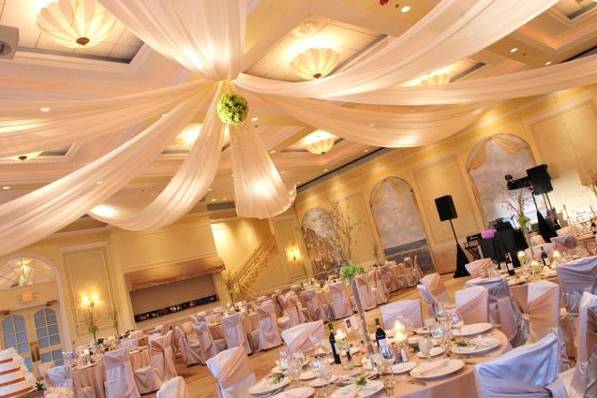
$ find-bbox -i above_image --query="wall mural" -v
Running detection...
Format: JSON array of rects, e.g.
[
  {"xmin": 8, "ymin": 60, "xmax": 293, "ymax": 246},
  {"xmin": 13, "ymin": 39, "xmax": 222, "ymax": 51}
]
[
  {"xmin": 467, "ymin": 134, "xmax": 539, "ymax": 226},
  {"xmin": 370, "ymin": 177, "xmax": 435, "ymax": 273},
  {"xmin": 301, "ymin": 207, "xmax": 346, "ymax": 278}
]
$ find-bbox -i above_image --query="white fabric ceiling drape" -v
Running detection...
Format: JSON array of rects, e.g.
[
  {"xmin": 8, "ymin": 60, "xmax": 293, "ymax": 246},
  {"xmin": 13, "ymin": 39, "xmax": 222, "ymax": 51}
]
[
  {"xmin": 234, "ymin": 0, "xmax": 557, "ymax": 98},
  {"xmin": 89, "ymin": 83, "xmax": 224, "ymax": 230},
  {"xmin": 258, "ymin": 93, "xmax": 490, "ymax": 147},
  {"xmin": 0, "ymin": 94, "xmax": 206, "ymax": 255},
  {"xmin": 333, "ymin": 55, "xmax": 597, "ymax": 105}
]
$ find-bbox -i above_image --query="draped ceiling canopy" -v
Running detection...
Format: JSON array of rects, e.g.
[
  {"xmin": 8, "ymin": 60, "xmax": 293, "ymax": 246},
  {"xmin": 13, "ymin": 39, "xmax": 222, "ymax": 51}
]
[{"xmin": 1, "ymin": 0, "xmax": 597, "ymax": 256}]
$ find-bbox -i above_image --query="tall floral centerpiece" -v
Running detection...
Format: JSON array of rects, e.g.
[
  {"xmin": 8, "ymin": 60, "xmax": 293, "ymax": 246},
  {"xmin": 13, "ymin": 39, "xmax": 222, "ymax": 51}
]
[
  {"xmin": 505, "ymin": 191, "xmax": 534, "ymax": 258},
  {"xmin": 339, "ymin": 263, "xmax": 375, "ymax": 356}
]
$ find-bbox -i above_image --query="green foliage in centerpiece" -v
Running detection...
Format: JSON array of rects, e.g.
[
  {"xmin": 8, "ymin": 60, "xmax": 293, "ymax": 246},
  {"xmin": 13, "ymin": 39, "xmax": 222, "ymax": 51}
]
[
  {"xmin": 517, "ymin": 215, "xmax": 531, "ymax": 228},
  {"xmin": 339, "ymin": 262, "xmax": 365, "ymax": 283},
  {"xmin": 217, "ymin": 93, "xmax": 249, "ymax": 126}
]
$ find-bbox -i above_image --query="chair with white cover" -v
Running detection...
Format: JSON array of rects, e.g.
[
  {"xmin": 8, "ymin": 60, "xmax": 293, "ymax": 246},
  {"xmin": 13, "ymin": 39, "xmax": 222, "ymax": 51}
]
[
  {"xmin": 45, "ymin": 387, "xmax": 74, "ymax": 398},
  {"xmin": 419, "ymin": 273, "xmax": 450, "ymax": 304},
  {"xmin": 46, "ymin": 365, "xmax": 73, "ymax": 389},
  {"xmin": 328, "ymin": 281, "xmax": 353, "ymax": 319},
  {"xmin": 289, "ymin": 293, "xmax": 307, "ymax": 323},
  {"xmin": 222, "ymin": 313, "xmax": 252, "ymax": 355},
  {"xmin": 455, "ymin": 286, "xmax": 489, "ymax": 324},
  {"xmin": 299, "ymin": 289, "xmax": 330, "ymax": 322},
  {"xmin": 388, "ymin": 264, "xmax": 407, "ymax": 289},
  {"xmin": 380, "ymin": 299, "xmax": 422, "ymax": 330},
  {"xmin": 281, "ymin": 320, "xmax": 325, "ymax": 354},
  {"xmin": 174, "ymin": 326, "xmax": 203, "ymax": 366},
  {"xmin": 278, "ymin": 293, "xmax": 301, "ymax": 328},
  {"xmin": 354, "ymin": 275, "xmax": 376, "ymax": 311},
  {"xmin": 119, "ymin": 337, "xmax": 138, "ymax": 349},
  {"xmin": 380, "ymin": 265, "xmax": 398, "ymax": 292},
  {"xmin": 254, "ymin": 300, "xmax": 282, "ymax": 351},
  {"xmin": 474, "ymin": 333, "xmax": 568, "ymax": 398},
  {"xmin": 103, "ymin": 348, "xmax": 140, "ymax": 398},
  {"xmin": 560, "ymin": 292, "xmax": 597, "ymax": 398},
  {"xmin": 526, "ymin": 281, "xmax": 561, "ymax": 344},
  {"xmin": 133, "ymin": 334, "xmax": 171, "ymax": 394},
  {"xmin": 413, "ymin": 255, "xmax": 424, "ymax": 280},
  {"xmin": 157, "ymin": 376, "xmax": 188, "ymax": 398},
  {"xmin": 207, "ymin": 346, "xmax": 256, "ymax": 398},
  {"xmin": 399, "ymin": 262, "xmax": 418, "ymax": 287},
  {"xmin": 465, "ymin": 258, "xmax": 494, "ymax": 278},
  {"xmin": 38, "ymin": 361, "xmax": 55, "ymax": 387},
  {"xmin": 368, "ymin": 269, "xmax": 388, "ymax": 305},
  {"xmin": 192, "ymin": 322, "xmax": 226, "ymax": 363}
]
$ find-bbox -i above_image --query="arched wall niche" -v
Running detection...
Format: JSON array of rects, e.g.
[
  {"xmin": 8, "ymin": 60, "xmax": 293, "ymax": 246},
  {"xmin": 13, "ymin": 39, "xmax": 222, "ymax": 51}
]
[
  {"xmin": 466, "ymin": 133, "xmax": 540, "ymax": 227},
  {"xmin": 369, "ymin": 177, "xmax": 435, "ymax": 273},
  {"xmin": 301, "ymin": 207, "xmax": 345, "ymax": 278}
]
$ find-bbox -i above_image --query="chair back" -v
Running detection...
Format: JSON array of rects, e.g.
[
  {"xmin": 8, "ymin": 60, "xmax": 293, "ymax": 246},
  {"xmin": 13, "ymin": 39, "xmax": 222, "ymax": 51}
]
[
  {"xmin": 455, "ymin": 286, "xmax": 489, "ymax": 324},
  {"xmin": 103, "ymin": 348, "xmax": 139, "ymax": 398},
  {"xmin": 281, "ymin": 320, "xmax": 324, "ymax": 354},
  {"xmin": 557, "ymin": 256, "xmax": 597, "ymax": 314},
  {"xmin": 157, "ymin": 376, "xmax": 189, "ymax": 398},
  {"xmin": 207, "ymin": 346, "xmax": 256, "ymax": 398},
  {"xmin": 420, "ymin": 273, "xmax": 449, "ymax": 303},
  {"xmin": 380, "ymin": 299, "xmax": 422, "ymax": 329},
  {"xmin": 527, "ymin": 281, "xmax": 560, "ymax": 343},
  {"xmin": 47, "ymin": 365, "xmax": 73, "ymax": 389},
  {"xmin": 222, "ymin": 312, "xmax": 251, "ymax": 354},
  {"xmin": 568, "ymin": 292, "xmax": 597, "ymax": 398}
]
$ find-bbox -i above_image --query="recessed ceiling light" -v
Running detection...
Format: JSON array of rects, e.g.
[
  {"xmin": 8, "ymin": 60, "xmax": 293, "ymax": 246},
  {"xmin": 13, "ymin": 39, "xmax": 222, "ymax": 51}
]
[
  {"xmin": 510, "ymin": 47, "xmax": 518, "ymax": 53},
  {"xmin": 400, "ymin": 5, "xmax": 411, "ymax": 13},
  {"xmin": 269, "ymin": 150, "xmax": 276, "ymax": 154},
  {"xmin": 363, "ymin": 149, "xmax": 369, "ymax": 153},
  {"xmin": 2, "ymin": 186, "xmax": 10, "ymax": 190},
  {"xmin": 210, "ymin": 198, "xmax": 216, "ymax": 202},
  {"xmin": 544, "ymin": 61, "xmax": 552, "ymax": 66},
  {"xmin": 323, "ymin": 168, "xmax": 329, "ymax": 172},
  {"xmin": 161, "ymin": 113, "xmax": 168, "ymax": 118},
  {"xmin": 40, "ymin": 107, "xmax": 51, "ymax": 113},
  {"xmin": 250, "ymin": 116, "xmax": 259, "ymax": 122},
  {"xmin": 280, "ymin": 171, "xmax": 286, "ymax": 174}
]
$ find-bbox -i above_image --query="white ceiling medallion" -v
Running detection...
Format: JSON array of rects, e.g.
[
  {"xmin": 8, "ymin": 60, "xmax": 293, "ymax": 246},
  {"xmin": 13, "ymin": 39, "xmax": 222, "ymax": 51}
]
[
  {"xmin": 304, "ymin": 130, "xmax": 335, "ymax": 155},
  {"xmin": 37, "ymin": 0, "xmax": 117, "ymax": 48},
  {"xmin": 291, "ymin": 48, "xmax": 339, "ymax": 80}
]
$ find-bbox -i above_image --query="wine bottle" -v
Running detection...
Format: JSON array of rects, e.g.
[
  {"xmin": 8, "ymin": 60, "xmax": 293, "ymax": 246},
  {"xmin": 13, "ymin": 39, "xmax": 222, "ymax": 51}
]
[
  {"xmin": 505, "ymin": 252, "xmax": 516, "ymax": 276},
  {"xmin": 591, "ymin": 221, "xmax": 597, "ymax": 236},
  {"xmin": 328, "ymin": 323, "xmax": 341, "ymax": 364},
  {"xmin": 374, "ymin": 318, "xmax": 388, "ymax": 349}
]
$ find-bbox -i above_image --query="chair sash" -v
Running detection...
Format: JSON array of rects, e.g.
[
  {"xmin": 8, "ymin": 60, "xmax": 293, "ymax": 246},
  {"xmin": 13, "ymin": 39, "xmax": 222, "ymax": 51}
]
[
  {"xmin": 281, "ymin": 320, "xmax": 324, "ymax": 354},
  {"xmin": 192, "ymin": 321, "xmax": 220, "ymax": 362},
  {"xmin": 380, "ymin": 299, "xmax": 422, "ymax": 329},
  {"xmin": 289, "ymin": 293, "xmax": 306, "ymax": 323},
  {"xmin": 207, "ymin": 346, "xmax": 256, "ymax": 398},
  {"xmin": 420, "ymin": 273, "xmax": 450, "ymax": 303},
  {"xmin": 174, "ymin": 326, "xmax": 202, "ymax": 366},
  {"xmin": 455, "ymin": 286, "xmax": 489, "ymax": 324},
  {"xmin": 256, "ymin": 301, "xmax": 282, "ymax": 351},
  {"xmin": 222, "ymin": 313, "xmax": 251, "ymax": 355},
  {"xmin": 157, "ymin": 376, "xmax": 189, "ymax": 398},
  {"xmin": 103, "ymin": 348, "xmax": 140, "ymax": 398},
  {"xmin": 299, "ymin": 289, "xmax": 322, "ymax": 321}
]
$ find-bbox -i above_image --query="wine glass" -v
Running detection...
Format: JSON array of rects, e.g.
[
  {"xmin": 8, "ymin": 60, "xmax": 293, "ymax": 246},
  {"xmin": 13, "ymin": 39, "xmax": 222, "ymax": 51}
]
[
  {"xmin": 379, "ymin": 343, "xmax": 395, "ymax": 372},
  {"xmin": 417, "ymin": 335, "xmax": 433, "ymax": 361},
  {"xmin": 288, "ymin": 354, "xmax": 302, "ymax": 384},
  {"xmin": 430, "ymin": 323, "xmax": 445, "ymax": 355},
  {"xmin": 434, "ymin": 303, "xmax": 448, "ymax": 322},
  {"xmin": 279, "ymin": 348, "xmax": 289, "ymax": 370},
  {"xmin": 448, "ymin": 311, "xmax": 464, "ymax": 341}
]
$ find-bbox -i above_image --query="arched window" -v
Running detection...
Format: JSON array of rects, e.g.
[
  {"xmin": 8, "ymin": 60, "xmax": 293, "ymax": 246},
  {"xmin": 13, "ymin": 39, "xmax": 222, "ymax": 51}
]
[
  {"xmin": 467, "ymin": 134, "xmax": 539, "ymax": 226},
  {"xmin": 369, "ymin": 177, "xmax": 434, "ymax": 272},
  {"xmin": 302, "ymin": 207, "xmax": 345, "ymax": 278},
  {"xmin": 34, "ymin": 308, "xmax": 63, "ymax": 366},
  {"xmin": 0, "ymin": 256, "xmax": 55, "ymax": 290}
]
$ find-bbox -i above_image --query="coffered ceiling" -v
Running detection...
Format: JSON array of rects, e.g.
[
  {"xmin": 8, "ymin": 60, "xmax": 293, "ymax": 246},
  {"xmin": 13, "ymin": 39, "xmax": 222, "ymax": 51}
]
[{"xmin": 0, "ymin": 0, "xmax": 596, "ymax": 220}]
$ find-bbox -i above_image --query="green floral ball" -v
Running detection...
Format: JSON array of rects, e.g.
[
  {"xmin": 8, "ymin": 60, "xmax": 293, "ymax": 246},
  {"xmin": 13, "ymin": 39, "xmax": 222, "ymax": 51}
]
[{"xmin": 217, "ymin": 93, "xmax": 249, "ymax": 126}]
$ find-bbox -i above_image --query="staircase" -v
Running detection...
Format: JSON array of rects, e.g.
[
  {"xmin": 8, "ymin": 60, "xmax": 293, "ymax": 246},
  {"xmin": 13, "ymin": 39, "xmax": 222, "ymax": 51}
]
[{"xmin": 229, "ymin": 235, "xmax": 277, "ymax": 300}]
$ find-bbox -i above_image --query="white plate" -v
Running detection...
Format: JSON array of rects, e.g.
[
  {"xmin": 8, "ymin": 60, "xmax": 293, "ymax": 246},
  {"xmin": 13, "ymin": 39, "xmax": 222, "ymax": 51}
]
[
  {"xmin": 299, "ymin": 370, "xmax": 317, "ymax": 380},
  {"xmin": 415, "ymin": 327, "xmax": 431, "ymax": 335},
  {"xmin": 309, "ymin": 375, "xmax": 338, "ymax": 387},
  {"xmin": 249, "ymin": 377, "xmax": 290, "ymax": 395},
  {"xmin": 410, "ymin": 359, "xmax": 465, "ymax": 380},
  {"xmin": 416, "ymin": 346, "xmax": 444, "ymax": 358},
  {"xmin": 453, "ymin": 323, "xmax": 493, "ymax": 337},
  {"xmin": 273, "ymin": 387, "xmax": 315, "ymax": 398},
  {"xmin": 331, "ymin": 380, "xmax": 384, "ymax": 398},
  {"xmin": 271, "ymin": 365, "xmax": 286, "ymax": 374},
  {"xmin": 392, "ymin": 361, "xmax": 417, "ymax": 374},
  {"xmin": 451, "ymin": 337, "xmax": 501, "ymax": 355}
]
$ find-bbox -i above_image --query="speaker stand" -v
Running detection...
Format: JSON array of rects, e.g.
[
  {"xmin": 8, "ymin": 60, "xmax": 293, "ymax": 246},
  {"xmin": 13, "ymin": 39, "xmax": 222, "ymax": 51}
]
[{"xmin": 449, "ymin": 219, "xmax": 470, "ymax": 278}]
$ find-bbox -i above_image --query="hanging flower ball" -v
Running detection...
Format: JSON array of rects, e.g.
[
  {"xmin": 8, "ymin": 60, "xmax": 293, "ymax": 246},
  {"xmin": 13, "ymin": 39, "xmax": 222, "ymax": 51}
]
[{"xmin": 217, "ymin": 93, "xmax": 249, "ymax": 126}]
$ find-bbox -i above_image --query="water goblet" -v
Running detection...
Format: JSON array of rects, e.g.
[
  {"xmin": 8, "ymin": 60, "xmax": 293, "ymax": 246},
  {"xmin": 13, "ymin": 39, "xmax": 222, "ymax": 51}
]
[{"xmin": 417, "ymin": 335, "xmax": 433, "ymax": 361}]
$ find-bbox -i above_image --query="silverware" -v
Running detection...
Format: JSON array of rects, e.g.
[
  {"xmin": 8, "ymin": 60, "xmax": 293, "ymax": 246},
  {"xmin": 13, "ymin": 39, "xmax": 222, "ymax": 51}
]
[
  {"xmin": 418, "ymin": 359, "xmax": 449, "ymax": 376},
  {"xmin": 407, "ymin": 376, "xmax": 427, "ymax": 386}
]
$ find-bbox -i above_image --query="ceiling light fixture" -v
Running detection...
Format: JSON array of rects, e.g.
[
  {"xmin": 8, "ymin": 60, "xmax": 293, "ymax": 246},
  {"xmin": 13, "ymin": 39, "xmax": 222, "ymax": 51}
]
[
  {"xmin": 544, "ymin": 61, "xmax": 552, "ymax": 66},
  {"xmin": 37, "ymin": 0, "xmax": 117, "ymax": 48},
  {"xmin": 303, "ymin": 130, "xmax": 336, "ymax": 155},
  {"xmin": 291, "ymin": 48, "xmax": 339, "ymax": 80},
  {"xmin": 250, "ymin": 116, "xmax": 259, "ymax": 122},
  {"xmin": 510, "ymin": 47, "xmax": 518, "ymax": 53},
  {"xmin": 2, "ymin": 186, "xmax": 10, "ymax": 190},
  {"xmin": 40, "ymin": 107, "xmax": 51, "ymax": 113},
  {"xmin": 401, "ymin": 5, "xmax": 411, "ymax": 13},
  {"xmin": 7, "ymin": 152, "xmax": 43, "ymax": 162}
]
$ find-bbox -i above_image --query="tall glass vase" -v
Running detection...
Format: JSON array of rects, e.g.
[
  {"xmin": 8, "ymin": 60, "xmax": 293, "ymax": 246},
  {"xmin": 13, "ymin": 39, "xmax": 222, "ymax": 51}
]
[{"xmin": 350, "ymin": 279, "xmax": 375, "ymax": 356}]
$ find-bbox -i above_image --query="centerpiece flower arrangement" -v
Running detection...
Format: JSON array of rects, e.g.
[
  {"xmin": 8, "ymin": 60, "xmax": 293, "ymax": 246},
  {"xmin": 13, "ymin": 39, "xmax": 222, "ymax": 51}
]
[
  {"xmin": 217, "ymin": 93, "xmax": 249, "ymax": 126},
  {"xmin": 504, "ymin": 191, "xmax": 534, "ymax": 257}
]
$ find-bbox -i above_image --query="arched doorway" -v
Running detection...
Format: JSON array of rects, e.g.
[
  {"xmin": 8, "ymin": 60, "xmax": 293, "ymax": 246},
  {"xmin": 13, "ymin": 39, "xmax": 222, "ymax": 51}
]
[
  {"xmin": 0, "ymin": 254, "xmax": 69, "ymax": 374},
  {"xmin": 301, "ymin": 207, "xmax": 346, "ymax": 278},
  {"xmin": 369, "ymin": 177, "xmax": 434, "ymax": 273},
  {"xmin": 467, "ymin": 134, "xmax": 540, "ymax": 226}
]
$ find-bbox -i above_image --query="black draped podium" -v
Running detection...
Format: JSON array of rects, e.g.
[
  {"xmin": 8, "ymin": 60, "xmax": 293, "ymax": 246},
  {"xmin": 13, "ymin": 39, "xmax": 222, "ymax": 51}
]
[{"xmin": 480, "ymin": 229, "xmax": 528, "ymax": 267}]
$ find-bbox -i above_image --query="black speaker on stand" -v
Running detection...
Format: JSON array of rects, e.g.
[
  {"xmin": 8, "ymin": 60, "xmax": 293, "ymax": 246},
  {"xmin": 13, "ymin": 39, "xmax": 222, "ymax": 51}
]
[{"xmin": 435, "ymin": 195, "xmax": 470, "ymax": 278}]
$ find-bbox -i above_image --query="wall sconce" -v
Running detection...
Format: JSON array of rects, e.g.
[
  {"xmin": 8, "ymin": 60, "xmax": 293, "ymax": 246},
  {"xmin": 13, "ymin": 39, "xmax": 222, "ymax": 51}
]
[{"xmin": 286, "ymin": 246, "xmax": 302, "ymax": 262}]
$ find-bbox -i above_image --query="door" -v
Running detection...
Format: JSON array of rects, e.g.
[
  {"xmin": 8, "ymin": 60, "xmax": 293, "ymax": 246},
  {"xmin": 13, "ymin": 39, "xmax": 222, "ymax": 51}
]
[{"xmin": 1, "ymin": 303, "xmax": 64, "ymax": 375}]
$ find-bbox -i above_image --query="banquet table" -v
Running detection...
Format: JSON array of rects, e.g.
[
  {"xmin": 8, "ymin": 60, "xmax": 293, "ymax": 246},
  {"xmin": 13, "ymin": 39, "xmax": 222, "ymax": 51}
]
[
  {"xmin": 253, "ymin": 328, "xmax": 510, "ymax": 398},
  {"xmin": 71, "ymin": 347, "xmax": 150, "ymax": 398}
]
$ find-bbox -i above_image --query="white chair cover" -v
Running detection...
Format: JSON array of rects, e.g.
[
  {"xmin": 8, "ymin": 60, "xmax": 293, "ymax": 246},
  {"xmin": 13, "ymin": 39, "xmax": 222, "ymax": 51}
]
[
  {"xmin": 47, "ymin": 365, "xmax": 73, "ymax": 389},
  {"xmin": 413, "ymin": 256, "xmax": 425, "ymax": 280},
  {"xmin": 119, "ymin": 337, "xmax": 138, "ymax": 349},
  {"xmin": 388, "ymin": 264, "xmax": 407, "ymax": 289},
  {"xmin": 368, "ymin": 269, "xmax": 388, "ymax": 305},
  {"xmin": 526, "ymin": 281, "xmax": 560, "ymax": 343},
  {"xmin": 134, "ymin": 334, "xmax": 169, "ymax": 394},
  {"xmin": 207, "ymin": 346, "xmax": 256, "ymax": 398},
  {"xmin": 380, "ymin": 265, "xmax": 398, "ymax": 292},
  {"xmin": 222, "ymin": 313, "xmax": 252, "ymax": 355},
  {"xmin": 103, "ymin": 348, "xmax": 140, "ymax": 398},
  {"xmin": 157, "ymin": 376, "xmax": 188, "ymax": 398},
  {"xmin": 193, "ymin": 321, "xmax": 226, "ymax": 363},
  {"xmin": 278, "ymin": 293, "xmax": 301, "ymax": 327},
  {"xmin": 256, "ymin": 300, "xmax": 282, "ymax": 351},
  {"xmin": 281, "ymin": 320, "xmax": 324, "ymax": 354},
  {"xmin": 174, "ymin": 326, "xmax": 202, "ymax": 366},
  {"xmin": 455, "ymin": 286, "xmax": 489, "ymax": 324},
  {"xmin": 465, "ymin": 259, "xmax": 494, "ymax": 278},
  {"xmin": 558, "ymin": 256, "xmax": 597, "ymax": 315},
  {"xmin": 38, "ymin": 361, "xmax": 55, "ymax": 387},
  {"xmin": 419, "ymin": 273, "xmax": 450, "ymax": 303},
  {"xmin": 399, "ymin": 262, "xmax": 418, "ymax": 286},
  {"xmin": 380, "ymin": 299, "xmax": 423, "ymax": 329},
  {"xmin": 300, "ymin": 289, "xmax": 330, "ymax": 321},
  {"xmin": 328, "ymin": 281, "xmax": 353, "ymax": 319},
  {"xmin": 475, "ymin": 333, "xmax": 568, "ymax": 398},
  {"xmin": 354, "ymin": 275, "xmax": 376, "ymax": 311},
  {"xmin": 289, "ymin": 293, "xmax": 307, "ymax": 324},
  {"xmin": 45, "ymin": 387, "xmax": 74, "ymax": 398}
]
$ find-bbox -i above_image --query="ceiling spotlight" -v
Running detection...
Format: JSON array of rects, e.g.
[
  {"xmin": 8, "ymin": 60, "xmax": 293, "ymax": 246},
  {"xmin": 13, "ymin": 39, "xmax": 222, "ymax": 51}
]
[
  {"xmin": 250, "ymin": 116, "xmax": 259, "ymax": 122},
  {"xmin": 363, "ymin": 149, "xmax": 369, "ymax": 153},
  {"xmin": 303, "ymin": 130, "xmax": 335, "ymax": 155},
  {"xmin": 7, "ymin": 152, "xmax": 42, "ymax": 161},
  {"xmin": 2, "ymin": 186, "xmax": 10, "ymax": 190},
  {"xmin": 323, "ymin": 168, "xmax": 329, "ymax": 172},
  {"xmin": 291, "ymin": 48, "xmax": 339, "ymax": 80},
  {"xmin": 400, "ymin": 5, "xmax": 411, "ymax": 13},
  {"xmin": 39, "ymin": 107, "xmax": 51, "ymax": 113},
  {"xmin": 510, "ymin": 47, "xmax": 518, "ymax": 53},
  {"xmin": 37, "ymin": 0, "xmax": 117, "ymax": 48},
  {"xmin": 544, "ymin": 61, "xmax": 552, "ymax": 66}
]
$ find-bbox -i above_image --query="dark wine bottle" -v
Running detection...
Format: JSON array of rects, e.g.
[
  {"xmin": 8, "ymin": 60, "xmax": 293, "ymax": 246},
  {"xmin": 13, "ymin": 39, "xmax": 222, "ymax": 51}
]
[
  {"xmin": 328, "ymin": 323, "xmax": 341, "ymax": 364},
  {"xmin": 591, "ymin": 221, "xmax": 597, "ymax": 236},
  {"xmin": 505, "ymin": 252, "xmax": 516, "ymax": 276},
  {"xmin": 374, "ymin": 318, "xmax": 388, "ymax": 349},
  {"xmin": 540, "ymin": 246, "xmax": 549, "ymax": 266}
]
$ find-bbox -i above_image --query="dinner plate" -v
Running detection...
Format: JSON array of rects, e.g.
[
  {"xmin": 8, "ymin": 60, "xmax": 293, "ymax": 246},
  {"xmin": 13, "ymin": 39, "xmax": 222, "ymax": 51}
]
[
  {"xmin": 331, "ymin": 380, "xmax": 384, "ymax": 398},
  {"xmin": 392, "ymin": 361, "xmax": 417, "ymax": 374},
  {"xmin": 410, "ymin": 359, "xmax": 465, "ymax": 380},
  {"xmin": 451, "ymin": 337, "xmax": 501, "ymax": 355},
  {"xmin": 416, "ymin": 346, "xmax": 444, "ymax": 358},
  {"xmin": 453, "ymin": 323, "xmax": 493, "ymax": 337},
  {"xmin": 299, "ymin": 370, "xmax": 317, "ymax": 380},
  {"xmin": 249, "ymin": 377, "xmax": 290, "ymax": 395},
  {"xmin": 273, "ymin": 387, "xmax": 315, "ymax": 398},
  {"xmin": 271, "ymin": 365, "xmax": 285, "ymax": 374},
  {"xmin": 309, "ymin": 375, "xmax": 338, "ymax": 387}
]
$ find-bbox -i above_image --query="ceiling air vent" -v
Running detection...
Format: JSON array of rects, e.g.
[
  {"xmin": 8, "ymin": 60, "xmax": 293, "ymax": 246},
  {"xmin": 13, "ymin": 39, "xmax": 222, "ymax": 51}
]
[{"xmin": 0, "ymin": 26, "xmax": 18, "ymax": 60}]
